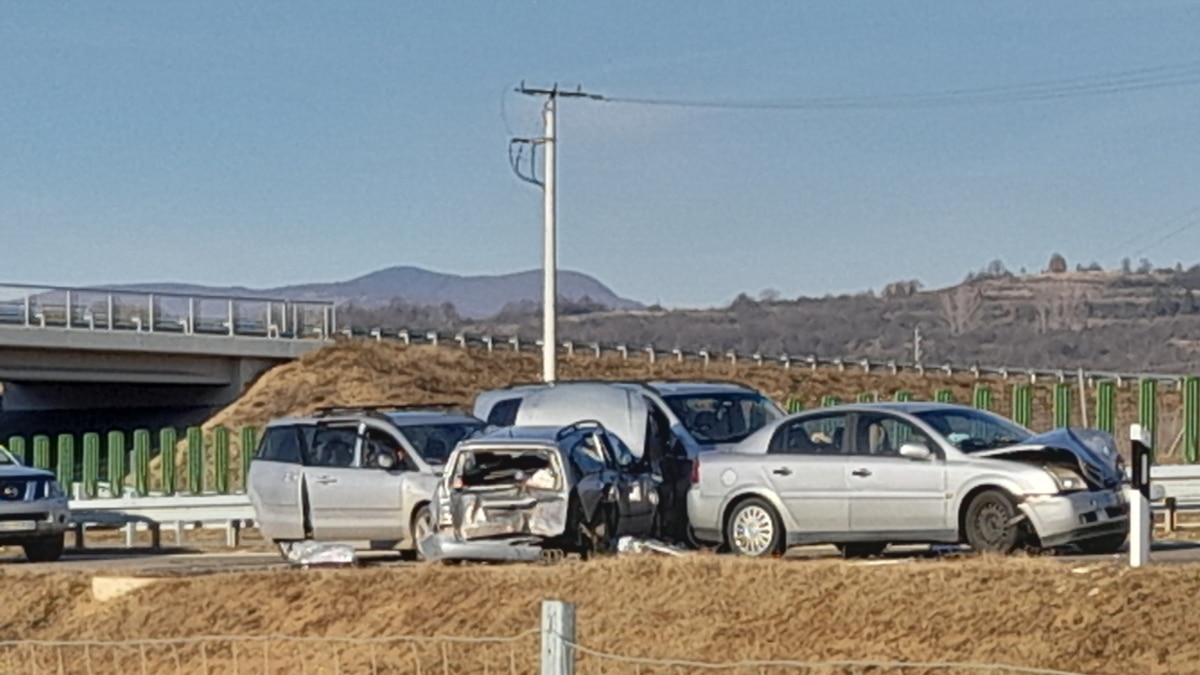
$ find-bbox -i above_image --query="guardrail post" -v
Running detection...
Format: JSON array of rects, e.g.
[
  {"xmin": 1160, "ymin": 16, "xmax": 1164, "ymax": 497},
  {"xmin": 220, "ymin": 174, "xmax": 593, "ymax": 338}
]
[
  {"xmin": 541, "ymin": 600, "xmax": 576, "ymax": 675},
  {"xmin": 82, "ymin": 433, "xmax": 100, "ymax": 499},
  {"xmin": 1184, "ymin": 377, "xmax": 1200, "ymax": 463},
  {"xmin": 187, "ymin": 427, "xmax": 204, "ymax": 495},
  {"xmin": 1095, "ymin": 380, "xmax": 1115, "ymax": 434},
  {"xmin": 935, "ymin": 389, "xmax": 953, "ymax": 403},
  {"xmin": 55, "ymin": 434, "xmax": 74, "ymax": 491},
  {"xmin": 1053, "ymin": 383, "xmax": 1073, "ymax": 428},
  {"xmin": 214, "ymin": 427, "xmax": 230, "ymax": 495},
  {"xmin": 241, "ymin": 427, "xmax": 258, "ymax": 493},
  {"xmin": 7, "ymin": 436, "xmax": 26, "ymax": 465},
  {"xmin": 161, "ymin": 428, "xmax": 178, "ymax": 496},
  {"xmin": 1140, "ymin": 379, "xmax": 1158, "ymax": 461},
  {"xmin": 106, "ymin": 431, "xmax": 126, "ymax": 498},
  {"xmin": 133, "ymin": 430, "xmax": 151, "ymax": 497},
  {"xmin": 1011, "ymin": 383, "xmax": 1032, "ymax": 427},
  {"xmin": 33, "ymin": 435, "xmax": 50, "ymax": 470}
]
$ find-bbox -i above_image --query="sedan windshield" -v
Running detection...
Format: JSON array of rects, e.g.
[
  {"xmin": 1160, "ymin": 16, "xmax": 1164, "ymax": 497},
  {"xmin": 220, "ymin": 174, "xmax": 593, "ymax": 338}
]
[
  {"xmin": 662, "ymin": 393, "xmax": 784, "ymax": 444},
  {"xmin": 913, "ymin": 409, "xmax": 1033, "ymax": 453},
  {"xmin": 399, "ymin": 422, "xmax": 487, "ymax": 464}
]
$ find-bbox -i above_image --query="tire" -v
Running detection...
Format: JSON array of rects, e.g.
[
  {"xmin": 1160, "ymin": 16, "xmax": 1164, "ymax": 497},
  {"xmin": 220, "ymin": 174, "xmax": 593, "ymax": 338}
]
[
  {"xmin": 405, "ymin": 505, "xmax": 433, "ymax": 562},
  {"xmin": 837, "ymin": 542, "xmax": 888, "ymax": 559},
  {"xmin": 963, "ymin": 489, "xmax": 1025, "ymax": 554},
  {"xmin": 725, "ymin": 498, "xmax": 785, "ymax": 558},
  {"xmin": 23, "ymin": 533, "xmax": 65, "ymax": 563},
  {"xmin": 1074, "ymin": 533, "xmax": 1127, "ymax": 555}
]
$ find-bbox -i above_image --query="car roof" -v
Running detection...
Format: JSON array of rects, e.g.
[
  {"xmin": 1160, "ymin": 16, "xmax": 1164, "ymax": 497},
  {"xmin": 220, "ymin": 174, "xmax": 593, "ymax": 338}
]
[
  {"xmin": 485, "ymin": 379, "xmax": 759, "ymax": 396},
  {"xmin": 644, "ymin": 381, "xmax": 761, "ymax": 396},
  {"xmin": 797, "ymin": 401, "xmax": 977, "ymax": 415},
  {"xmin": 265, "ymin": 410, "xmax": 483, "ymax": 427}
]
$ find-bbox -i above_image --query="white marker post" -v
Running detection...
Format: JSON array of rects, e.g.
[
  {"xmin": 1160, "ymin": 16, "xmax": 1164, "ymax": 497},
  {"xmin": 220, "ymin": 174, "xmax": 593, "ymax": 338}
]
[{"xmin": 1128, "ymin": 423, "xmax": 1153, "ymax": 567}]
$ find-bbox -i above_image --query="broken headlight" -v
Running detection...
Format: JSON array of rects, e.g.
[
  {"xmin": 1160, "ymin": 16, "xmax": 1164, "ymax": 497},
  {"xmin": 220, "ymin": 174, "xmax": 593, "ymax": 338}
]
[{"xmin": 1044, "ymin": 465, "xmax": 1088, "ymax": 493}]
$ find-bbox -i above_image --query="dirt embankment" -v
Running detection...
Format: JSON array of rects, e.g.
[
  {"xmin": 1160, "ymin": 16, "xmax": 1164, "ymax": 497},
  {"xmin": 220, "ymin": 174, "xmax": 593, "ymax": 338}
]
[
  {"xmin": 1, "ymin": 556, "xmax": 1198, "ymax": 674},
  {"xmin": 151, "ymin": 339, "xmax": 1186, "ymax": 483}
]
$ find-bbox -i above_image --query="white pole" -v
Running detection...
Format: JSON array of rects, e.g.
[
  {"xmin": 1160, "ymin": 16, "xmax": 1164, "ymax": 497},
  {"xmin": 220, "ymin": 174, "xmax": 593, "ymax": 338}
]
[
  {"xmin": 1129, "ymin": 423, "xmax": 1151, "ymax": 567},
  {"xmin": 542, "ymin": 93, "xmax": 557, "ymax": 383},
  {"xmin": 540, "ymin": 599, "xmax": 575, "ymax": 675}
]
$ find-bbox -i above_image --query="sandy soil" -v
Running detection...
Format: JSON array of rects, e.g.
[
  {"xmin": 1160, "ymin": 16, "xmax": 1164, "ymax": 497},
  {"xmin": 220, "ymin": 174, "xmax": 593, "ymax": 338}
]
[
  {"xmin": 1, "ymin": 555, "xmax": 1197, "ymax": 674},
  {"xmin": 151, "ymin": 339, "xmax": 1188, "ymax": 490}
]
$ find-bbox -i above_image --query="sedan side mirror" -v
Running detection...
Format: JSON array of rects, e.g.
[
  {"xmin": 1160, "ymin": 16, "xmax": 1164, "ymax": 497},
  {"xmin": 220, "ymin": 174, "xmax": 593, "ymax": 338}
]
[{"xmin": 898, "ymin": 442, "xmax": 933, "ymax": 460}]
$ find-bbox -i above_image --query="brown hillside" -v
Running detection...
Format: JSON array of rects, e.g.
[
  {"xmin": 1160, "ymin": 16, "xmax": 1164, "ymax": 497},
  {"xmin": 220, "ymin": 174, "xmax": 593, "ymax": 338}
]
[
  {"xmin": 4, "ymin": 556, "xmax": 1200, "ymax": 673},
  {"xmin": 149, "ymin": 339, "xmax": 1185, "ymax": 491}
]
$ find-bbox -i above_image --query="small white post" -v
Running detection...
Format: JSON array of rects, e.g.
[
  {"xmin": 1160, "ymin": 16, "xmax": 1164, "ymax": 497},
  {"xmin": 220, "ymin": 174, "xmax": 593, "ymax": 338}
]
[
  {"xmin": 1129, "ymin": 423, "xmax": 1152, "ymax": 568},
  {"xmin": 540, "ymin": 600, "xmax": 575, "ymax": 675}
]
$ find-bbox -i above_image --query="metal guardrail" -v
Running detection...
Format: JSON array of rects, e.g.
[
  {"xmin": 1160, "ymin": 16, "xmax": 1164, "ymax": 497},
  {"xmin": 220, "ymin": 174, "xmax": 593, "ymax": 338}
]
[
  {"xmin": 67, "ymin": 493, "xmax": 254, "ymax": 549},
  {"xmin": 0, "ymin": 282, "xmax": 337, "ymax": 340}
]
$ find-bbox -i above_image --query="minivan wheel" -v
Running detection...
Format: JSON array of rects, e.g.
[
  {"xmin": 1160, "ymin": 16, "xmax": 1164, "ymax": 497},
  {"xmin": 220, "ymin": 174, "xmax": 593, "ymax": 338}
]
[
  {"xmin": 405, "ymin": 505, "xmax": 433, "ymax": 562},
  {"xmin": 726, "ymin": 498, "xmax": 784, "ymax": 558},
  {"xmin": 22, "ymin": 534, "xmax": 65, "ymax": 563},
  {"xmin": 963, "ymin": 490, "xmax": 1025, "ymax": 554}
]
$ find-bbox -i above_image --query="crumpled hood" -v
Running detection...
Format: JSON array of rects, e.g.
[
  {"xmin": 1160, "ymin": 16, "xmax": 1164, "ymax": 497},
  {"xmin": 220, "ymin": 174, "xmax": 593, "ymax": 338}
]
[{"xmin": 973, "ymin": 428, "xmax": 1125, "ymax": 489}]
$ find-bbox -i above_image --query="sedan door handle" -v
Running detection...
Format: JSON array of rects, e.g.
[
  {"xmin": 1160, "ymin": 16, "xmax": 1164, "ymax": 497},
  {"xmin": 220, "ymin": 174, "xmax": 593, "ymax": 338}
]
[
  {"xmin": 313, "ymin": 476, "xmax": 338, "ymax": 485},
  {"xmin": 772, "ymin": 467, "xmax": 793, "ymax": 476},
  {"xmin": 851, "ymin": 468, "xmax": 872, "ymax": 477}
]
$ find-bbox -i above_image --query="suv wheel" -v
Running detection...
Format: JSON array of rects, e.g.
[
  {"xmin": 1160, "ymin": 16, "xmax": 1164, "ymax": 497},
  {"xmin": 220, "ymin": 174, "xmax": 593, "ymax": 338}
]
[{"xmin": 23, "ymin": 533, "xmax": 65, "ymax": 563}]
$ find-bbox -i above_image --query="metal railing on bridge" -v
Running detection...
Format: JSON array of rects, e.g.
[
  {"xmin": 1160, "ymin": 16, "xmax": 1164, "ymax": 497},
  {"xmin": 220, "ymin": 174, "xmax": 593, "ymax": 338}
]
[{"xmin": 0, "ymin": 282, "xmax": 336, "ymax": 340}]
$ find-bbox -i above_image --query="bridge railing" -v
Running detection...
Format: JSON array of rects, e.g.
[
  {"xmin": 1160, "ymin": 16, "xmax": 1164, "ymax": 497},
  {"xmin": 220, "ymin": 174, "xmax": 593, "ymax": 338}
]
[{"xmin": 0, "ymin": 283, "xmax": 336, "ymax": 340}]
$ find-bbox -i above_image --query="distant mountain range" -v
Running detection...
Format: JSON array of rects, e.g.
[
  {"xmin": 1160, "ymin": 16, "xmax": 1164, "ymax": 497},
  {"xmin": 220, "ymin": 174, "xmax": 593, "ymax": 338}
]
[{"xmin": 110, "ymin": 266, "xmax": 644, "ymax": 319}]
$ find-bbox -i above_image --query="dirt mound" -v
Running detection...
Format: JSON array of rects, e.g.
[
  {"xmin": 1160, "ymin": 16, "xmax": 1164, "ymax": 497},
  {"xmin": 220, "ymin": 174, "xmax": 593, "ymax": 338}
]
[
  {"xmin": 150, "ymin": 339, "xmax": 1183, "ymax": 484},
  {"xmin": 1, "ymin": 556, "xmax": 1197, "ymax": 673}
]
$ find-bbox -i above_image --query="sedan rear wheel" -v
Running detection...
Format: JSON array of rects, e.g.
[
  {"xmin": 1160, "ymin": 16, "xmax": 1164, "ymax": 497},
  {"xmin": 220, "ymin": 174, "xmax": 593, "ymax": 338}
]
[
  {"xmin": 726, "ymin": 498, "xmax": 784, "ymax": 557},
  {"xmin": 963, "ymin": 490, "xmax": 1025, "ymax": 554}
]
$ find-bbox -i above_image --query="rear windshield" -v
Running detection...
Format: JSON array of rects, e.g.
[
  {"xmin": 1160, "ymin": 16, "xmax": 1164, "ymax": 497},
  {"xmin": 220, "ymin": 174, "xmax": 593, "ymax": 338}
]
[
  {"xmin": 400, "ymin": 422, "xmax": 487, "ymax": 464},
  {"xmin": 453, "ymin": 449, "xmax": 559, "ymax": 489}
]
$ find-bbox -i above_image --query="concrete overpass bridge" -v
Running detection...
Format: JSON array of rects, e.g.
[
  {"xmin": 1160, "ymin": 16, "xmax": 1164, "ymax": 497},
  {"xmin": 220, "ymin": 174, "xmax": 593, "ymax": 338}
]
[{"xmin": 0, "ymin": 283, "xmax": 334, "ymax": 414}]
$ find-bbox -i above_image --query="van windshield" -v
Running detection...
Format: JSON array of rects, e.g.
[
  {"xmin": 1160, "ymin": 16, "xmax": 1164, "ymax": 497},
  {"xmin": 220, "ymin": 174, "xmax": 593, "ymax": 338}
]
[
  {"xmin": 399, "ymin": 422, "xmax": 487, "ymax": 464},
  {"xmin": 662, "ymin": 393, "xmax": 783, "ymax": 444}
]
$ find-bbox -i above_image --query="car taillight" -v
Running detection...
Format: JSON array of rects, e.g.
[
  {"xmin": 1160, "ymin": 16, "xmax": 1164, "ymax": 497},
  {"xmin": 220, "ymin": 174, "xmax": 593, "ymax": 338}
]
[{"xmin": 690, "ymin": 458, "xmax": 700, "ymax": 484}]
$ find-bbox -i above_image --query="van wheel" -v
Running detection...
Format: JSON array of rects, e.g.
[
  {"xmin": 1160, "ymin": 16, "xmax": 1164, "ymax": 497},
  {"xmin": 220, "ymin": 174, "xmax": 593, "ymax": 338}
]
[
  {"xmin": 725, "ymin": 498, "xmax": 784, "ymax": 558},
  {"xmin": 402, "ymin": 505, "xmax": 433, "ymax": 562},
  {"xmin": 963, "ymin": 490, "xmax": 1025, "ymax": 554}
]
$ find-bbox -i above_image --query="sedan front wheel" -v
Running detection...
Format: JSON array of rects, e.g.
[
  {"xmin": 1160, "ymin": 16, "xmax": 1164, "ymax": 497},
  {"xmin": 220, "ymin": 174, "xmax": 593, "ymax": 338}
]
[
  {"xmin": 726, "ymin": 498, "xmax": 784, "ymax": 557},
  {"xmin": 963, "ymin": 489, "xmax": 1025, "ymax": 554}
]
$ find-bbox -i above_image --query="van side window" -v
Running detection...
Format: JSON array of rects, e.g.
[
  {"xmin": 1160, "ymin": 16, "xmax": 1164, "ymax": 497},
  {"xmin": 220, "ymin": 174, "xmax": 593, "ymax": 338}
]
[
  {"xmin": 487, "ymin": 398, "xmax": 522, "ymax": 426},
  {"xmin": 257, "ymin": 426, "xmax": 302, "ymax": 464}
]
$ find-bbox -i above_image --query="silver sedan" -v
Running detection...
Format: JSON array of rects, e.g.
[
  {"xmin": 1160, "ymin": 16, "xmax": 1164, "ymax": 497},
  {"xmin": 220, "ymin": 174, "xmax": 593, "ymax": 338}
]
[{"xmin": 686, "ymin": 402, "xmax": 1130, "ymax": 557}]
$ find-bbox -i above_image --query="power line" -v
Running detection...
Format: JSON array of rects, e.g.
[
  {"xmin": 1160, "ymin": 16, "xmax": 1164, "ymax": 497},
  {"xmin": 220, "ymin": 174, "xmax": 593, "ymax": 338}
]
[{"xmin": 594, "ymin": 59, "xmax": 1200, "ymax": 111}]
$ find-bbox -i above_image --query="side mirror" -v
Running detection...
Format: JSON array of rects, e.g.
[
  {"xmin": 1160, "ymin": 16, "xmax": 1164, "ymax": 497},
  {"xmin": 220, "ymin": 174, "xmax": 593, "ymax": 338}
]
[{"xmin": 898, "ymin": 442, "xmax": 933, "ymax": 461}]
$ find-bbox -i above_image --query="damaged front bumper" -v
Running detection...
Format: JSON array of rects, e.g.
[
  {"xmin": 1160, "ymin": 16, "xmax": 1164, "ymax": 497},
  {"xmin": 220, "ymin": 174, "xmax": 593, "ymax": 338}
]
[
  {"xmin": 417, "ymin": 533, "xmax": 549, "ymax": 562},
  {"xmin": 1019, "ymin": 487, "xmax": 1129, "ymax": 548}
]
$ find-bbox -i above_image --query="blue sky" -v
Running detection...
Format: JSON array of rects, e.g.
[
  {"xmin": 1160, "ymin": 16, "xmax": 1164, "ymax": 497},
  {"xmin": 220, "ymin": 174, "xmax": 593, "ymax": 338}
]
[{"xmin": 3, "ymin": 1, "xmax": 1200, "ymax": 308}]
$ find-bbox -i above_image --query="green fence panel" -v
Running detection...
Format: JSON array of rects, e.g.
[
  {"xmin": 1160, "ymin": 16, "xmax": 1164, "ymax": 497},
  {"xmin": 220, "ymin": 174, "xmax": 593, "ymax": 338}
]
[
  {"xmin": 1140, "ymin": 379, "xmax": 1158, "ymax": 459},
  {"xmin": 785, "ymin": 396, "xmax": 803, "ymax": 413},
  {"xmin": 241, "ymin": 427, "xmax": 258, "ymax": 493},
  {"xmin": 1053, "ymin": 383, "xmax": 1073, "ymax": 428},
  {"xmin": 1011, "ymin": 384, "xmax": 1033, "ymax": 428},
  {"xmin": 133, "ymin": 430, "xmax": 151, "ymax": 497},
  {"xmin": 894, "ymin": 390, "xmax": 912, "ymax": 402},
  {"xmin": 33, "ymin": 435, "xmax": 50, "ymax": 470},
  {"xmin": 1183, "ymin": 378, "xmax": 1200, "ymax": 464},
  {"xmin": 106, "ymin": 431, "xmax": 126, "ymax": 499},
  {"xmin": 7, "ymin": 436, "xmax": 26, "ymax": 464},
  {"xmin": 935, "ymin": 389, "xmax": 953, "ymax": 403},
  {"xmin": 55, "ymin": 434, "xmax": 75, "ymax": 489},
  {"xmin": 1095, "ymin": 381, "xmax": 1116, "ymax": 434},
  {"xmin": 214, "ymin": 427, "xmax": 230, "ymax": 495},
  {"xmin": 973, "ymin": 386, "xmax": 993, "ymax": 411},
  {"xmin": 187, "ymin": 427, "xmax": 204, "ymax": 495},
  {"xmin": 820, "ymin": 395, "xmax": 839, "ymax": 407},
  {"xmin": 82, "ymin": 433, "xmax": 101, "ymax": 499},
  {"xmin": 857, "ymin": 392, "xmax": 877, "ymax": 403},
  {"xmin": 160, "ymin": 428, "xmax": 177, "ymax": 496}
]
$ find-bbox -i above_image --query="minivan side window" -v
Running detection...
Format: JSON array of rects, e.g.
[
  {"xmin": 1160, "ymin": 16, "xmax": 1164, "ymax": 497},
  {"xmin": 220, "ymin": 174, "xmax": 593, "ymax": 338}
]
[
  {"xmin": 257, "ymin": 426, "xmax": 303, "ymax": 464},
  {"xmin": 487, "ymin": 398, "xmax": 522, "ymax": 426}
]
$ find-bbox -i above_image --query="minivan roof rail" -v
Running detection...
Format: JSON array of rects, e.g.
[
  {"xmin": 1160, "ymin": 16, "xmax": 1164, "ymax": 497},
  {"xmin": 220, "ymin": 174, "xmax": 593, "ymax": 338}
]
[{"xmin": 311, "ymin": 402, "xmax": 465, "ymax": 417}]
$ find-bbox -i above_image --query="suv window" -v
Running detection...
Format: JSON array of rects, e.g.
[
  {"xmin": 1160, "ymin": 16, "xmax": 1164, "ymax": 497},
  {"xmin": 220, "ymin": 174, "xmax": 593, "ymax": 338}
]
[
  {"xmin": 769, "ymin": 414, "xmax": 848, "ymax": 455},
  {"xmin": 257, "ymin": 426, "xmax": 303, "ymax": 463},
  {"xmin": 362, "ymin": 428, "xmax": 417, "ymax": 471},
  {"xmin": 851, "ymin": 413, "xmax": 929, "ymax": 456},
  {"xmin": 486, "ymin": 398, "xmax": 522, "ymax": 426}
]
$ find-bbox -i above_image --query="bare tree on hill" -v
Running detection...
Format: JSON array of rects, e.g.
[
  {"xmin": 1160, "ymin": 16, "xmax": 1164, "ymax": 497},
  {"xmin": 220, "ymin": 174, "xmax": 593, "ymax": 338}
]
[{"xmin": 940, "ymin": 285, "xmax": 983, "ymax": 335}]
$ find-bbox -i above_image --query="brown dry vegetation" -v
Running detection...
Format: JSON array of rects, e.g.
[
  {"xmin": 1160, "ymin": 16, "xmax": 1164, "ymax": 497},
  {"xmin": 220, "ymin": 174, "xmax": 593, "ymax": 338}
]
[
  {"xmin": 151, "ymin": 339, "xmax": 1190, "ymax": 490},
  {"xmin": 3, "ymin": 556, "xmax": 1200, "ymax": 674}
]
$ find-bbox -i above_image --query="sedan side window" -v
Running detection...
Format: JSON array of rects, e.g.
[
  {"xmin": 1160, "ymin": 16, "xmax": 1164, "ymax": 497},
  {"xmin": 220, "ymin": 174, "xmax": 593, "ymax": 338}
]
[
  {"xmin": 768, "ymin": 415, "xmax": 848, "ymax": 455},
  {"xmin": 257, "ymin": 426, "xmax": 302, "ymax": 463},
  {"xmin": 851, "ymin": 414, "xmax": 930, "ymax": 456}
]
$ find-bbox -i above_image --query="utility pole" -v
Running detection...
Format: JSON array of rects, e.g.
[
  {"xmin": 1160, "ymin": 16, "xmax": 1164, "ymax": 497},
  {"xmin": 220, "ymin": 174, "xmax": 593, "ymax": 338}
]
[{"xmin": 510, "ymin": 83, "xmax": 603, "ymax": 383}]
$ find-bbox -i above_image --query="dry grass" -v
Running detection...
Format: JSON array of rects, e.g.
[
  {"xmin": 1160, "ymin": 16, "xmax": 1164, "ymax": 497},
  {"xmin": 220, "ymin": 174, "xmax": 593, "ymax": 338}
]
[{"xmin": 2, "ymin": 556, "xmax": 1199, "ymax": 673}]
